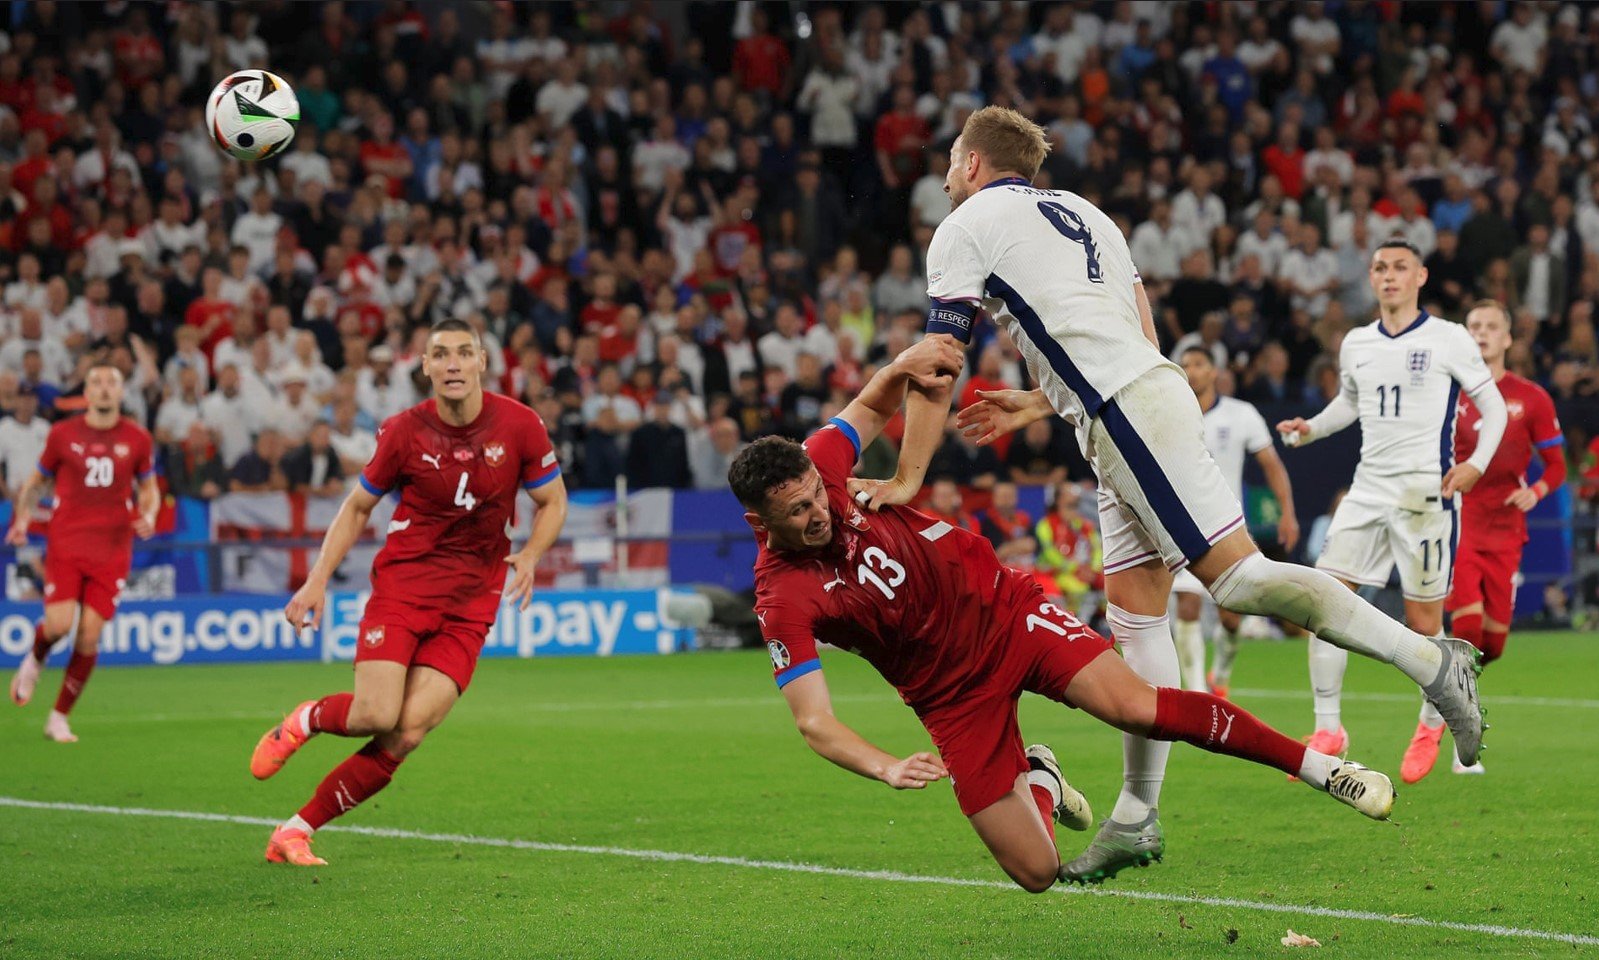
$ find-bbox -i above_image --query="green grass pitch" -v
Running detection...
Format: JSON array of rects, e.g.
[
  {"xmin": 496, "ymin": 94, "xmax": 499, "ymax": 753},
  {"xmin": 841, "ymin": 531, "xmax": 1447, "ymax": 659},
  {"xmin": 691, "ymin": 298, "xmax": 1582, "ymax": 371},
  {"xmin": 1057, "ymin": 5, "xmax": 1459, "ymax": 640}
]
[{"xmin": 2, "ymin": 632, "xmax": 1596, "ymax": 959}]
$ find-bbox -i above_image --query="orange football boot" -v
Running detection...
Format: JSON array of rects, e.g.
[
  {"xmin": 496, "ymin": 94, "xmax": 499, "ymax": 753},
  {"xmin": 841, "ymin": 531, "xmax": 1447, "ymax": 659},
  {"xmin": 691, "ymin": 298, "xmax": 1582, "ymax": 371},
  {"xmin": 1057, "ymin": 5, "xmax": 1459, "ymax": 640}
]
[
  {"xmin": 1400, "ymin": 722, "xmax": 1444, "ymax": 784},
  {"xmin": 251, "ymin": 701, "xmax": 316, "ymax": 780},
  {"xmin": 265, "ymin": 826, "xmax": 327, "ymax": 866}
]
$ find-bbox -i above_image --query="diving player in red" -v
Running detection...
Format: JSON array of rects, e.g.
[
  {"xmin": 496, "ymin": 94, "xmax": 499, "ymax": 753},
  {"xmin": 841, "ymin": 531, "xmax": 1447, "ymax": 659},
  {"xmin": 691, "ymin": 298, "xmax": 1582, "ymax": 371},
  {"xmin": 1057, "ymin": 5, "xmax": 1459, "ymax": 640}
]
[
  {"xmin": 733, "ymin": 336, "xmax": 1395, "ymax": 893},
  {"xmin": 250, "ymin": 318, "xmax": 569, "ymax": 866},
  {"xmin": 7, "ymin": 364, "xmax": 158, "ymax": 743},
  {"xmin": 1403, "ymin": 300, "xmax": 1565, "ymax": 782}
]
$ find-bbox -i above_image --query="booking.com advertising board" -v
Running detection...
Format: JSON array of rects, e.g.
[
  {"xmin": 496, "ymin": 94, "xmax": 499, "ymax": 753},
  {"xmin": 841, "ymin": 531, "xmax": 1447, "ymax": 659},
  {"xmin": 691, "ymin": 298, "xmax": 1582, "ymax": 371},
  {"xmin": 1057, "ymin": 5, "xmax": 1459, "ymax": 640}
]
[{"xmin": 0, "ymin": 589, "xmax": 697, "ymax": 668}]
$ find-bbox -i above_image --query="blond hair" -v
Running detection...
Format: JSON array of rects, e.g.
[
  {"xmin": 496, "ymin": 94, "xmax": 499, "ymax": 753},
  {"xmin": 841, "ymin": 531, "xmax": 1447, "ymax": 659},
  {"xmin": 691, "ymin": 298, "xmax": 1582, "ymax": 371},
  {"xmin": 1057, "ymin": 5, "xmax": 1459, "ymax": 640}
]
[
  {"xmin": 959, "ymin": 106, "xmax": 1051, "ymax": 180},
  {"xmin": 1467, "ymin": 298, "xmax": 1511, "ymax": 327}
]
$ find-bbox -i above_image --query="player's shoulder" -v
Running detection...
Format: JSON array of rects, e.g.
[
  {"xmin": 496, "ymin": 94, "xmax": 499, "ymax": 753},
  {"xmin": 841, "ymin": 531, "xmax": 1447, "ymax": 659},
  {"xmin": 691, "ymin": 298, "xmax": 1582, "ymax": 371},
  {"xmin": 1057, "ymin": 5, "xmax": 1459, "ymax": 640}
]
[
  {"xmin": 753, "ymin": 551, "xmax": 829, "ymax": 609},
  {"xmin": 1344, "ymin": 321, "xmax": 1382, "ymax": 346},
  {"xmin": 377, "ymin": 405, "xmax": 424, "ymax": 441},
  {"xmin": 117, "ymin": 415, "xmax": 153, "ymax": 441}
]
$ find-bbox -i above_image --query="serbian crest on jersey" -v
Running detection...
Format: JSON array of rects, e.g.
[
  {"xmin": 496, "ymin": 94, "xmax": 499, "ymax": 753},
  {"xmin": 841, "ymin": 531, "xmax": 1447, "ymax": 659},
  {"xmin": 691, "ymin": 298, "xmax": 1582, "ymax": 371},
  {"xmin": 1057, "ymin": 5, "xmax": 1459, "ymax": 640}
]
[
  {"xmin": 113, "ymin": 443, "xmax": 130, "ymax": 458},
  {"xmin": 484, "ymin": 441, "xmax": 507, "ymax": 467},
  {"xmin": 363, "ymin": 625, "xmax": 386, "ymax": 648},
  {"xmin": 1506, "ymin": 399, "xmax": 1525, "ymax": 420},
  {"xmin": 1407, "ymin": 349, "xmax": 1432, "ymax": 385},
  {"xmin": 766, "ymin": 639, "xmax": 790, "ymax": 670}
]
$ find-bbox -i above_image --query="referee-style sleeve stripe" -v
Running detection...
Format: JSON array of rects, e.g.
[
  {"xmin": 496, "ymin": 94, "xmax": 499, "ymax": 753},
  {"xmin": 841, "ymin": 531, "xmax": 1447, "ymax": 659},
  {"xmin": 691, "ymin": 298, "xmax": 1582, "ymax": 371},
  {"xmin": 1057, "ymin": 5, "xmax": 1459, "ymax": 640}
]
[
  {"xmin": 1535, "ymin": 436, "xmax": 1564, "ymax": 449},
  {"xmin": 524, "ymin": 467, "xmax": 562, "ymax": 489},
  {"xmin": 826, "ymin": 417, "xmax": 861, "ymax": 458},
  {"xmin": 775, "ymin": 659, "xmax": 823, "ymax": 688},
  {"xmin": 358, "ymin": 474, "xmax": 387, "ymax": 497}
]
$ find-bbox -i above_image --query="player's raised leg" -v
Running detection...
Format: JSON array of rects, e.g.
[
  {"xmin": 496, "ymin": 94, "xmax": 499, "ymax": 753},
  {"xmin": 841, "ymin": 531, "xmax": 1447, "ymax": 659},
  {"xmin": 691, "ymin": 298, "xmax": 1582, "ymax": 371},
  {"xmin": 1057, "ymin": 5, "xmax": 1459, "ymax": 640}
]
[
  {"xmin": 251, "ymin": 660, "xmax": 404, "ymax": 779},
  {"xmin": 266, "ymin": 664, "xmax": 459, "ymax": 866},
  {"xmin": 42, "ymin": 605, "xmax": 109, "ymax": 743},
  {"xmin": 1197, "ymin": 530, "xmax": 1485, "ymax": 766},
  {"xmin": 1207, "ymin": 607, "xmax": 1245, "ymax": 698},
  {"xmin": 10, "ymin": 602, "xmax": 74, "ymax": 707}
]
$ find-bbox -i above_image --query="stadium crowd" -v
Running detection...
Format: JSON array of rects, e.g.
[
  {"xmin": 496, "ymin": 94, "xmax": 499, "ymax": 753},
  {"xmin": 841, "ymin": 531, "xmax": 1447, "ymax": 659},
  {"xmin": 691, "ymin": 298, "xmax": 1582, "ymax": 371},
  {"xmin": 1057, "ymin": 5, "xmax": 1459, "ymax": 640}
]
[{"xmin": 2, "ymin": 0, "xmax": 1599, "ymax": 531}]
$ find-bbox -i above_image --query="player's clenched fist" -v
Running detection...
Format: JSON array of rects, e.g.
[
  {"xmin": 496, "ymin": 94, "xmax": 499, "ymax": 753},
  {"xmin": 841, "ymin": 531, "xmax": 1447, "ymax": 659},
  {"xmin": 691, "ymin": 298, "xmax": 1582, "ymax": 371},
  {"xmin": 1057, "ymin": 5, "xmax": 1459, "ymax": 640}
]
[
  {"xmin": 1276, "ymin": 417, "xmax": 1312, "ymax": 446},
  {"xmin": 893, "ymin": 334, "xmax": 966, "ymax": 391},
  {"xmin": 847, "ymin": 475, "xmax": 917, "ymax": 512},
  {"xmin": 881, "ymin": 751, "xmax": 949, "ymax": 790}
]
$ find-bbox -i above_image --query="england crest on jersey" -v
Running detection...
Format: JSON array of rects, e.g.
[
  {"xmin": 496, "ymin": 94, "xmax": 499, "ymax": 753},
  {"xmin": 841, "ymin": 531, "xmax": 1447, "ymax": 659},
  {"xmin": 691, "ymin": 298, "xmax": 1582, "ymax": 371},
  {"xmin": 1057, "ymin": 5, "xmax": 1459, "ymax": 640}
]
[{"xmin": 1407, "ymin": 348, "xmax": 1432, "ymax": 385}]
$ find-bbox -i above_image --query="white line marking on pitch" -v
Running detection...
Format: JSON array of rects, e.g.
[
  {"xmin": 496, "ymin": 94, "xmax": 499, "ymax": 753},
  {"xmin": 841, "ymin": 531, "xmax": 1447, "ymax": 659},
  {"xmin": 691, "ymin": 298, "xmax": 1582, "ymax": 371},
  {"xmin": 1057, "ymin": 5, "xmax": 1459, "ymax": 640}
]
[
  {"xmin": 111, "ymin": 689, "xmax": 1599, "ymax": 725},
  {"xmin": 1, "ymin": 796, "xmax": 1593, "ymax": 947}
]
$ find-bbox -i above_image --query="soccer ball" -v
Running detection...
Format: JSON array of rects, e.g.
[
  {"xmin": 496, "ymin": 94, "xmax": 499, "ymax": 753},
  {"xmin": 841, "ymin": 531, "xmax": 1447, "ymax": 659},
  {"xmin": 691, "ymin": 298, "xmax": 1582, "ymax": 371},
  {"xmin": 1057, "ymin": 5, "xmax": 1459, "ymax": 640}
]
[{"xmin": 206, "ymin": 70, "xmax": 299, "ymax": 161}]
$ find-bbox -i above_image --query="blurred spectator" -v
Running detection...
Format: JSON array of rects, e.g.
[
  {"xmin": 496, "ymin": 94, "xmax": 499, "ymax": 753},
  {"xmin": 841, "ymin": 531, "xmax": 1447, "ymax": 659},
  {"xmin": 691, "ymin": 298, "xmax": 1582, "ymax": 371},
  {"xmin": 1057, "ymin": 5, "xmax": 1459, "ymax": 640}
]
[
  {"xmin": 923, "ymin": 478, "xmax": 980, "ymax": 534},
  {"xmin": 689, "ymin": 417, "xmax": 746, "ymax": 491},
  {"xmin": 928, "ymin": 412, "xmax": 1003, "ymax": 489},
  {"xmin": 1007, "ymin": 420, "xmax": 1070, "ymax": 486},
  {"xmin": 0, "ymin": 386, "xmax": 48, "ymax": 501},
  {"xmin": 978, "ymin": 481, "xmax": 1036, "ymax": 565},
  {"xmin": 1512, "ymin": 224, "xmax": 1567, "ymax": 325},
  {"xmin": 229, "ymin": 428, "xmax": 288, "ymax": 493},
  {"xmin": 581, "ymin": 364, "xmax": 641, "ymax": 488},
  {"xmin": 164, "ymin": 422, "xmax": 228, "ymax": 501},
  {"xmin": 283, "ymin": 420, "xmax": 345, "ymax": 497},
  {"xmin": 627, "ymin": 396, "xmax": 692, "ymax": 490},
  {"xmin": 1033, "ymin": 481, "xmax": 1102, "ymax": 613}
]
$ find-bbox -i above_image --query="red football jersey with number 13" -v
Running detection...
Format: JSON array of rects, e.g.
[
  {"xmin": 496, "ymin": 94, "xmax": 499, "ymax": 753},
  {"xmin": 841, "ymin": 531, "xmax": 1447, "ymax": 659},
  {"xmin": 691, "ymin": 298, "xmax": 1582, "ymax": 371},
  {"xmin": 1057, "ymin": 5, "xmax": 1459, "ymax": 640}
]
[
  {"xmin": 37, "ymin": 415, "xmax": 154, "ymax": 553},
  {"xmin": 359, "ymin": 393, "xmax": 560, "ymax": 621}
]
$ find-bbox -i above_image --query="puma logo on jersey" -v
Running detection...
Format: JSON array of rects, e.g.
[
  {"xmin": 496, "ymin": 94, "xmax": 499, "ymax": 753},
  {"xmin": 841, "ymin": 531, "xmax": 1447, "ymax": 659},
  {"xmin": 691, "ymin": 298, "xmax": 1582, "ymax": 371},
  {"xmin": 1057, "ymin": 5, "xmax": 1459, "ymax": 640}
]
[
  {"xmin": 69, "ymin": 443, "xmax": 85, "ymax": 455},
  {"xmin": 421, "ymin": 453, "xmax": 442, "ymax": 470},
  {"xmin": 822, "ymin": 569, "xmax": 846, "ymax": 592}
]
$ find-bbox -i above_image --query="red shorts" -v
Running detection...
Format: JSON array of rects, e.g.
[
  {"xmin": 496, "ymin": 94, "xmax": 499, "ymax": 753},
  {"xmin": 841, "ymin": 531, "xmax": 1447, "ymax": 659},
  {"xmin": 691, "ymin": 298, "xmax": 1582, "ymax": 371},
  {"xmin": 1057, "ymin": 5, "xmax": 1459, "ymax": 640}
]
[
  {"xmin": 356, "ymin": 597, "xmax": 491, "ymax": 693},
  {"xmin": 1446, "ymin": 539, "xmax": 1522, "ymax": 624},
  {"xmin": 43, "ymin": 545, "xmax": 130, "ymax": 621},
  {"xmin": 917, "ymin": 579, "xmax": 1113, "ymax": 817}
]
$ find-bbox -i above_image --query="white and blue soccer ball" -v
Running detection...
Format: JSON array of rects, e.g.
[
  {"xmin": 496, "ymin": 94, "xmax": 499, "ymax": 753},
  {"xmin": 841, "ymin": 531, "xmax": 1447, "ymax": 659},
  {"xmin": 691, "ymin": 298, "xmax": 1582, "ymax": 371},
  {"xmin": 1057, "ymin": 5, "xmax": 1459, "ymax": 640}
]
[{"xmin": 206, "ymin": 69, "xmax": 299, "ymax": 162}]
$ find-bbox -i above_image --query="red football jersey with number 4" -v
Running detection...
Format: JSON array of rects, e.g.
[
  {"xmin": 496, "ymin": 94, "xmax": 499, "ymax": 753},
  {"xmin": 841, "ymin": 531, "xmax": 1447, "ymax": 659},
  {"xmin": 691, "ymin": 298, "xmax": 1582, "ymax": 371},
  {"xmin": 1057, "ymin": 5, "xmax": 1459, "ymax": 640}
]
[
  {"xmin": 752, "ymin": 418, "xmax": 1029, "ymax": 712},
  {"xmin": 360, "ymin": 393, "xmax": 560, "ymax": 620},
  {"xmin": 37, "ymin": 415, "xmax": 154, "ymax": 553}
]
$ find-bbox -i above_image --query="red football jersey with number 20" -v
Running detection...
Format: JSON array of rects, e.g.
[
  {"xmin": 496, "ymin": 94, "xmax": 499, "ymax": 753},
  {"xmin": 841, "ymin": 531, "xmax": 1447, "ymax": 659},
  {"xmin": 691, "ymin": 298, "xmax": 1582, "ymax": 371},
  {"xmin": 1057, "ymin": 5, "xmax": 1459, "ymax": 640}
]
[
  {"xmin": 360, "ymin": 393, "xmax": 560, "ymax": 621},
  {"xmin": 752, "ymin": 418, "xmax": 1027, "ymax": 712},
  {"xmin": 37, "ymin": 415, "xmax": 154, "ymax": 554}
]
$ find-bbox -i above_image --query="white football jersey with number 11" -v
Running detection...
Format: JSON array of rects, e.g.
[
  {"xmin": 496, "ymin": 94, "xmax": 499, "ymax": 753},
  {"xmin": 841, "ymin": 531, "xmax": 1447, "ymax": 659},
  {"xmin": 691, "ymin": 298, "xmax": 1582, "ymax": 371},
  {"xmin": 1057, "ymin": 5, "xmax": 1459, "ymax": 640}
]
[{"xmin": 1332, "ymin": 313, "xmax": 1492, "ymax": 508}]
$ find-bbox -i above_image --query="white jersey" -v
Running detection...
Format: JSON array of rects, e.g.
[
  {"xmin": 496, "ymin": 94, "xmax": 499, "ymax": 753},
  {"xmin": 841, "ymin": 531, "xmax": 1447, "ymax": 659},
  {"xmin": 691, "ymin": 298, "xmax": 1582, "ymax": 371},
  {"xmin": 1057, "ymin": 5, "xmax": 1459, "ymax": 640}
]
[
  {"xmin": 1201, "ymin": 395, "xmax": 1272, "ymax": 500},
  {"xmin": 1335, "ymin": 312, "xmax": 1492, "ymax": 507},
  {"xmin": 925, "ymin": 180, "xmax": 1171, "ymax": 434}
]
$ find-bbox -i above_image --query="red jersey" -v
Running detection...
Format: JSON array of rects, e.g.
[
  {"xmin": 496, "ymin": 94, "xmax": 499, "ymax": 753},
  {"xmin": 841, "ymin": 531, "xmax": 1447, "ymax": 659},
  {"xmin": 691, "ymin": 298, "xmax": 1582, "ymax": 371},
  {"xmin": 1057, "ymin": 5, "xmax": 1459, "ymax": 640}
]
[
  {"xmin": 1455, "ymin": 372, "xmax": 1563, "ymax": 540},
  {"xmin": 37, "ymin": 416, "xmax": 154, "ymax": 553},
  {"xmin": 753, "ymin": 419, "xmax": 1025, "ymax": 711},
  {"xmin": 359, "ymin": 393, "xmax": 560, "ymax": 621}
]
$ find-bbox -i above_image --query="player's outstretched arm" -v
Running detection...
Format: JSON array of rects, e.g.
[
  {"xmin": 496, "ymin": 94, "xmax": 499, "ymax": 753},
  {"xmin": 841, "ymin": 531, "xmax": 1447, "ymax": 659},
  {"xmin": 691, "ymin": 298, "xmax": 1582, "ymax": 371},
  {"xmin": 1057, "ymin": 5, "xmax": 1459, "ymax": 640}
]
[
  {"xmin": 955, "ymin": 387, "xmax": 1053, "ymax": 446},
  {"xmin": 505, "ymin": 473, "xmax": 569, "ymax": 610},
  {"xmin": 1277, "ymin": 388, "xmax": 1358, "ymax": 448},
  {"xmin": 780, "ymin": 670, "xmax": 948, "ymax": 790},
  {"xmin": 1255, "ymin": 446, "xmax": 1300, "ymax": 552},
  {"xmin": 284, "ymin": 483, "xmax": 382, "ymax": 633},
  {"xmin": 844, "ymin": 335, "xmax": 965, "ymax": 511},
  {"xmin": 4, "ymin": 470, "xmax": 49, "ymax": 546}
]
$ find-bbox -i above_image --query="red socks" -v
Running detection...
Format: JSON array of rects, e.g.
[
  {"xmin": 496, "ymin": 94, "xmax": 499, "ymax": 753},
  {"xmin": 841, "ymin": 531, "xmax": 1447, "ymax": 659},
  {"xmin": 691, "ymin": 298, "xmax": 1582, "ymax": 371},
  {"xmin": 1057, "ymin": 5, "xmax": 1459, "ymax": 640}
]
[
  {"xmin": 1452, "ymin": 611, "xmax": 1484, "ymax": 651},
  {"xmin": 1480, "ymin": 628, "xmax": 1508, "ymax": 666},
  {"xmin": 53, "ymin": 651, "xmax": 97, "ymax": 715},
  {"xmin": 299, "ymin": 741, "xmax": 404, "ymax": 830},
  {"xmin": 32, "ymin": 622, "xmax": 54, "ymax": 662},
  {"xmin": 308, "ymin": 692, "xmax": 354, "ymax": 735},
  {"xmin": 1150, "ymin": 687, "xmax": 1306, "ymax": 778},
  {"xmin": 1028, "ymin": 784, "xmax": 1057, "ymax": 842}
]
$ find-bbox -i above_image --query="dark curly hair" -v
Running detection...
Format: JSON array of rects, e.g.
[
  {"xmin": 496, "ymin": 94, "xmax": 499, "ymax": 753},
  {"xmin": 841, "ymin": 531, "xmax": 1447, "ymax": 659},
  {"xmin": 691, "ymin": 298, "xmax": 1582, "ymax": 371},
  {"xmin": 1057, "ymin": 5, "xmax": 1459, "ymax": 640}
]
[{"xmin": 728, "ymin": 436, "xmax": 814, "ymax": 512}]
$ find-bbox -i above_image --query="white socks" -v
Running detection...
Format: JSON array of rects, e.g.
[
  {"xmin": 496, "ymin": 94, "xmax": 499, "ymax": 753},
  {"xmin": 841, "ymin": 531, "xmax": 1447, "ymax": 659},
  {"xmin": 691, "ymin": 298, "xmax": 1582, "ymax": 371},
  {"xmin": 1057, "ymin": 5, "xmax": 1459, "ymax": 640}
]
[
  {"xmin": 1172, "ymin": 617, "xmax": 1208, "ymax": 692},
  {"xmin": 1209, "ymin": 553, "xmax": 1448, "ymax": 688},
  {"xmin": 1026, "ymin": 765, "xmax": 1062, "ymax": 810},
  {"xmin": 1106, "ymin": 604, "xmax": 1180, "ymax": 824},
  {"xmin": 1296, "ymin": 750, "xmax": 1341, "ymax": 790},
  {"xmin": 1307, "ymin": 634, "xmax": 1348, "ymax": 732},
  {"xmin": 284, "ymin": 814, "xmax": 315, "ymax": 835},
  {"xmin": 1211, "ymin": 628, "xmax": 1240, "ymax": 687}
]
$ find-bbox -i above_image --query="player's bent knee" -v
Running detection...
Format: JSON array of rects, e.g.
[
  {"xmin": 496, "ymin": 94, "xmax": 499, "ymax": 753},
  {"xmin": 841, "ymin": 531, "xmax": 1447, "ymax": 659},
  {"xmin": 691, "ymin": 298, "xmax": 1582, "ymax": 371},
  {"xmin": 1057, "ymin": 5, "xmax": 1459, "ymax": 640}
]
[
  {"xmin": 347, "ymin": 700, "xmax": 402, "ymax": 735},
  {"xmin": 1012, "ymin": 867, "xmax": 1057, "ymax": 894},
  {"xmin": 380, "ymin": 726, "xmax": 428, "ymax": 757}
]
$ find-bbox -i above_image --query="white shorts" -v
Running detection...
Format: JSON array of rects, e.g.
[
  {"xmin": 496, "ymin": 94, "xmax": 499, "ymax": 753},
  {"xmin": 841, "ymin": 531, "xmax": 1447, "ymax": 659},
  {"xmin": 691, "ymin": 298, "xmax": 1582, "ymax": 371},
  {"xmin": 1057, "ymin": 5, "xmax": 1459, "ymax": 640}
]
[
  {"xmin": 1089, "ymin": 366, "xmax": 1247, "ymax": 576},
  {"xmin": 1314, "ymin": 495, "xmax": 1458, "ymax": 602}
]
